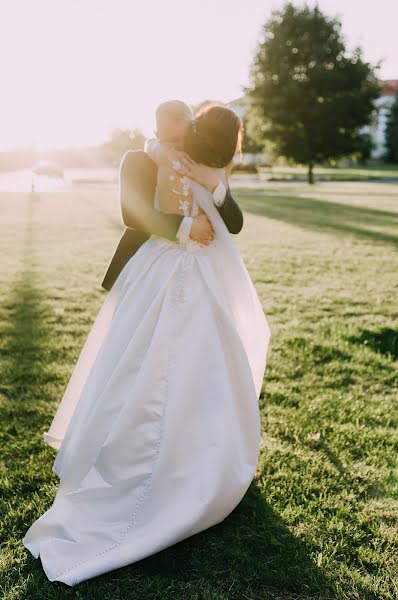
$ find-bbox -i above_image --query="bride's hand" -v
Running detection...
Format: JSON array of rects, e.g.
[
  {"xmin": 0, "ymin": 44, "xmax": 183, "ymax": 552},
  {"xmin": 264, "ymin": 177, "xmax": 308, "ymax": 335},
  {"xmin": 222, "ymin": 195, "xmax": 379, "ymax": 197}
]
[
  {"xmin": 189, "ymin": 214, "xmax": 214, "ymax": 245},
  {"xmin": 160, "ymin": 147, "xmax": 194, "ymax": 174},
  {"xmin": 178, "ymin": 162, "xmax": 219, "ymax": 194}
]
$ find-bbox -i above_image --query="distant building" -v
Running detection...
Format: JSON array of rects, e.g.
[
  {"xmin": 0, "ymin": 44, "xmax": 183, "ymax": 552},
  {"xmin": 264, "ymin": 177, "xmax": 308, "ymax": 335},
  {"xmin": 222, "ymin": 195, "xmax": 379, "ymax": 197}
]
[
  {"xmin": 368, "ymin": 79, "xmax": 398, "ymax": 158},
  {"xmin": 227, "ymin": 97, "xmax": 247, "ymax": 120}
]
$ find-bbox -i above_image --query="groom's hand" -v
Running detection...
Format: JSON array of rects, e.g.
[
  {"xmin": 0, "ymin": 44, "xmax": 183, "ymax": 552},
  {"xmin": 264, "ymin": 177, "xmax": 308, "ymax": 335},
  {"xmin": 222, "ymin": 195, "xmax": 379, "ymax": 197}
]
[{"xmin": 189, "ymin": 214, "xmax": 214, "ymax": 245}]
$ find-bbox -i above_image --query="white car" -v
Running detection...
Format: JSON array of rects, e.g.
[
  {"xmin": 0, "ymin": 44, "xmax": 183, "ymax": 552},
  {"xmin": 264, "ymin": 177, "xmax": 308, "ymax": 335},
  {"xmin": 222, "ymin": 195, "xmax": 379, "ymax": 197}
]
[{"xmin": 32, "ymin": 160, "xmax": 64, "ymax": 178}]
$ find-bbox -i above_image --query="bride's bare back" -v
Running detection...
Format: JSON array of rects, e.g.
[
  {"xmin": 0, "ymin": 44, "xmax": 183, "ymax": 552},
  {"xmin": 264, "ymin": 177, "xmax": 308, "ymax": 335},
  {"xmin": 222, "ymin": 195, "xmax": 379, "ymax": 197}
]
[{"xmin": 156, "ymin": 166, "xmax": 205, "ymax": 218}]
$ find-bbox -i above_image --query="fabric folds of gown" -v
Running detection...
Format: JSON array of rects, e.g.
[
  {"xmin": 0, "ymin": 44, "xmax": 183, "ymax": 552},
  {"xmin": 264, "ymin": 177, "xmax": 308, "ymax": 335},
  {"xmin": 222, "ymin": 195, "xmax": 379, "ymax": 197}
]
[{"xmin": 22, "ymin": 181, "xmax": 271, "ymax": 586}]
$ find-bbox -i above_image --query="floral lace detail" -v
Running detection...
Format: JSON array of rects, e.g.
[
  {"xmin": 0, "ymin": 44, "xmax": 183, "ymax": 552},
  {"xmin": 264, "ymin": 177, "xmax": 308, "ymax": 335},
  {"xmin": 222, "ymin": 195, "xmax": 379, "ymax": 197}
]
[
  {"xmin": 181, "ymin": 176, "xmax": 190, "ymax": 197},
  {"xmin": 169, "ymin": 176, "xmax": 193, "ymax": 216},
  {"xmin": 191, "ymin": 199, "xmax": 199, "ymax": 217},
  {"xmin": 178, "ymin": 199, "xmax": 190, "ymax": 216}
]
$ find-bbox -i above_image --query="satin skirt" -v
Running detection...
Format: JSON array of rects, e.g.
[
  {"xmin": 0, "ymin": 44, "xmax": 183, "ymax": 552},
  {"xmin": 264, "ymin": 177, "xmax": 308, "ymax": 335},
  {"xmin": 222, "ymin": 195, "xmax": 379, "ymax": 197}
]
[{"xmin": 23, "ymin": 233, "xmax": 270, "ymax": 586}]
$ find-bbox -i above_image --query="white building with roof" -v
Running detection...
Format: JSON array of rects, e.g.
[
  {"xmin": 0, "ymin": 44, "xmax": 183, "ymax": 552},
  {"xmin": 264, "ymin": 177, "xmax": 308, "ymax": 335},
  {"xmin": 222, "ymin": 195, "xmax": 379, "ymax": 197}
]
[{"xmin": 368, "ymin": 80, "xmax": 398, "ymax": 158}]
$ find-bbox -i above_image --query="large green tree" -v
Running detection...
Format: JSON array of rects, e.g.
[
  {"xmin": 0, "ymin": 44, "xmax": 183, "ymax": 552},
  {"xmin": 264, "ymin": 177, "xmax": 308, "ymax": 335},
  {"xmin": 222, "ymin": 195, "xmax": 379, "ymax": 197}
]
[
  {"xmin": 384, "ymin": 92, "xmax": 398, "ymax": 163},
  {"xmin": 246, "ymin": 2, "xmax": 380, "ymax": 183}
]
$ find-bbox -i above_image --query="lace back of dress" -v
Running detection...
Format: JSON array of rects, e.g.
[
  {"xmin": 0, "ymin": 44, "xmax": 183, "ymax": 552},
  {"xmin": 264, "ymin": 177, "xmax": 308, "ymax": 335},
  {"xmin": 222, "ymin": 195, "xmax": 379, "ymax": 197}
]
[{"xmin": 189, "ymin": 167, "xmax": 226, "ymax": 218}]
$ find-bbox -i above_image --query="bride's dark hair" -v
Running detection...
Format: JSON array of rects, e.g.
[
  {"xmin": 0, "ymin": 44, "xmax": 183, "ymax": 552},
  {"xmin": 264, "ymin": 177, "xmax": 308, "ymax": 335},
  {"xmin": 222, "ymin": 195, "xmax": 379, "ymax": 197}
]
[{"xmin": 183, "ymin": 104, "xmax": 242, "ymax": 168}]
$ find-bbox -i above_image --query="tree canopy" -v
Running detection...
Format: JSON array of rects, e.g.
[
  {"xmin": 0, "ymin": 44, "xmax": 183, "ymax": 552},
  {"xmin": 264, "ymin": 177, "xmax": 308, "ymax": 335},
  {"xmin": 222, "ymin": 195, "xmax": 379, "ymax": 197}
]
[
  {"xmin": 246, "ymin": 2, "xmax": 380, "ymax": 182},
  {"xmin": 101, "ymin": 128, "xmax": 146, "ymax": 165}
]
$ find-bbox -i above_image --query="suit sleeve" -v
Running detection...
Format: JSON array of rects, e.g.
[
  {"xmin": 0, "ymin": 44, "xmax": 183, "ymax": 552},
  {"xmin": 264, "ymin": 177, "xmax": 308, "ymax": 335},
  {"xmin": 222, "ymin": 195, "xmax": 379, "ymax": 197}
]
[
  {"xmin": 120, "ymin": 150, "xmax": 184, "ymax": 241},
  {"xmin": 216, "ymin": 187, "xmax": 243, "ymax": 234}
]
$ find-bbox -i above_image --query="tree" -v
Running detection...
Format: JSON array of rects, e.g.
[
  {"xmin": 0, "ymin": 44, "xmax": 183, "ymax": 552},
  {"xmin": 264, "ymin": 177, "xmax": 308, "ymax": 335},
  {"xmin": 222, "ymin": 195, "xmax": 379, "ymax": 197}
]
[
  {"xmin": 246, "ymin": 2, "xmax": 380, "ymax": 183},
  {"xmin": 385, "ymin": 93, "xmax": 398, "ymax": 163},
  {"xmin": 242, "ymin": 114, "xmax": 264, "ymax": 153},
  {"xmin": 101, "ymin": 128, "xmax": 146, "ymax": 165}
]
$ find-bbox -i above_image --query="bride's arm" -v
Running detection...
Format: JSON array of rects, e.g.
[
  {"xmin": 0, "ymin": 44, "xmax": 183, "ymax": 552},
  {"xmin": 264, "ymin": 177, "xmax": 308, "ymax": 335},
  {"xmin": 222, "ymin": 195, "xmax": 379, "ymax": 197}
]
[
  {"xmin": 181, "ymin": 161, "xmax": 243, "ymax": 234},
  {"xmin": 156, "ymin": 163, "xmax": 244, "ymax": 237},
  {"xmin": 145, "ymin": 140, "xmax": 243, "ymax": 233}
]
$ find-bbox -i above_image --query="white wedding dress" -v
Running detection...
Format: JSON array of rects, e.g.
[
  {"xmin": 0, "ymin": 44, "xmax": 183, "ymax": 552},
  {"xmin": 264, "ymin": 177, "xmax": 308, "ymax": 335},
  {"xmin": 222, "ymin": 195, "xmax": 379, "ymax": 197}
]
[{"xmin": 22, "ymin": 178, "xmax": 271, "ymax": 586}]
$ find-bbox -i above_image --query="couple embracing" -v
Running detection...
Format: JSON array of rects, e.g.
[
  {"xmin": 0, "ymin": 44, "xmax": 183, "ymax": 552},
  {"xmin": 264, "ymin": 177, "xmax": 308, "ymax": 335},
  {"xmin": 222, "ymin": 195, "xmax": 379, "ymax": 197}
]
[{"xmin": 23, "ymin": 100, "xmax": 271, "ymax": 586}]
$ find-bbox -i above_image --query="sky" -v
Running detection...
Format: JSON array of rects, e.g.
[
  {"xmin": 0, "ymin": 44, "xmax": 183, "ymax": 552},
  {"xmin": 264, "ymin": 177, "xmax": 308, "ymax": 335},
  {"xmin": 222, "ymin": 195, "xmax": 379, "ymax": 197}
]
[{"xmin": 0, "ymin": 0, "xmax": 397, "ymax": 150}]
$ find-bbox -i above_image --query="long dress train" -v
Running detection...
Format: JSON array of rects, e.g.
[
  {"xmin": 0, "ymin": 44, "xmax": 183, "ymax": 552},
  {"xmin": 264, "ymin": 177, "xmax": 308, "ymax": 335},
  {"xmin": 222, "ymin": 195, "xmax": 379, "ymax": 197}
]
[{"xmin": 22, "ymin": 180, "xmax": 271, "ymax": 586}]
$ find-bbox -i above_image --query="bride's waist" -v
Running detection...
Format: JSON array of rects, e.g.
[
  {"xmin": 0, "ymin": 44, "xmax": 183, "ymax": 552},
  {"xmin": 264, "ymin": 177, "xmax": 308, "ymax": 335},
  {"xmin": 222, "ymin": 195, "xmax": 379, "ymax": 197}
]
[{"xmin": 149, "ymin": 234, "xmax": 210, "ymax": 252}]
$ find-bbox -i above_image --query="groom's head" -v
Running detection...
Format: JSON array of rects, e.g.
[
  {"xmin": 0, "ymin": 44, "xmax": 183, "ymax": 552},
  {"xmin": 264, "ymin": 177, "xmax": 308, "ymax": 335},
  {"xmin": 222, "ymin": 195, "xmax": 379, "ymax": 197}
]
[{"xmin": 155, "ymin": 100, "xmax": 193, "ymax": 147}]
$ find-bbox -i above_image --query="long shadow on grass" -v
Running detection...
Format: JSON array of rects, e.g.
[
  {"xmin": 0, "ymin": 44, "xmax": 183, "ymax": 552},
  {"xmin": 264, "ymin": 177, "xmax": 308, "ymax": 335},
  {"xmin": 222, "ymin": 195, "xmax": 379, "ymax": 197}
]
[
  {"xmin": 0, "ymin": 193, "xmax": 51, "ymax": 405},
  {"xmin": 0, "ymin": 195, "xmax": 59, "ymax": 591},
  {"xmin": 347, "ymin": 327, "xmax": 398, "ymax": 360},
  {"xmin": 135, "ymin": 483, "xmax": 338, "ymax": 599},
  {"xmin": 0, "ymin": 193, "xmax": 53, "ymax": 449},
  {"xmin": 21, "ymin": 484, "xmax": 338, "ymax": 600},
  {"xmin": 238, "ymin": 193, "xmax": 398, "ymax": 248}
]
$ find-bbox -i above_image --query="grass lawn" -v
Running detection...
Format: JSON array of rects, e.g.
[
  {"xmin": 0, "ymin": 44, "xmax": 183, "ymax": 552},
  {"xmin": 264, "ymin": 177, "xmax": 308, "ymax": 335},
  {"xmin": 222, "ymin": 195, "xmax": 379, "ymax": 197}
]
[
  {"xmin": 242, "ymin": 164, "xmax": 398, "ymax": 182},
  {"xmin": 0, "ymin": 174, "xmax": 397, "ymax": 599}
]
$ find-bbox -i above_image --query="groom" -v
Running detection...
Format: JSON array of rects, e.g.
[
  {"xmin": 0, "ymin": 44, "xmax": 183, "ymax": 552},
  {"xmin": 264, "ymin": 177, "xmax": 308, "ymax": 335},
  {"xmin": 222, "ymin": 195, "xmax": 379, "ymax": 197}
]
[{"xmin": 101, "ymin": 100, "xmax": 244, "ymax": 291}]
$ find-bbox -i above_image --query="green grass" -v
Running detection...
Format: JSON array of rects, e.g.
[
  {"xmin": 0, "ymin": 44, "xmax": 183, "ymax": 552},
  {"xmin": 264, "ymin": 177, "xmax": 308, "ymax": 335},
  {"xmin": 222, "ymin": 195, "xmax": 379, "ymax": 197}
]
[
  {"xmin": 0, "ymin": 176, "xmax": 397, "ymax": 599},
  {"xmin": 249, "ymin": 164, "xmax": 398, "ymax": 182}
]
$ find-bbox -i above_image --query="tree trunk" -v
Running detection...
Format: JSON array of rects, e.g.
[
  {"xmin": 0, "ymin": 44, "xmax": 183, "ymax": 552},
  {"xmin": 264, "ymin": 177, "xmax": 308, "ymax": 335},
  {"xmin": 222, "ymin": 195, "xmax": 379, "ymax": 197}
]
[{"xmin": 308, "ymin": 161, "xmax": 314, "ymax": 184}]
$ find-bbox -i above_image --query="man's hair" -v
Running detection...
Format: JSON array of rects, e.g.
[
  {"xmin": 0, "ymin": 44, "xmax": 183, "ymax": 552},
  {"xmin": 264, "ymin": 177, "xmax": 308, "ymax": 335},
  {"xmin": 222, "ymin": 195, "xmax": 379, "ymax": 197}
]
[{"xmin": 155, "ymin": 100, "xmax": 193, "ymax": 125}]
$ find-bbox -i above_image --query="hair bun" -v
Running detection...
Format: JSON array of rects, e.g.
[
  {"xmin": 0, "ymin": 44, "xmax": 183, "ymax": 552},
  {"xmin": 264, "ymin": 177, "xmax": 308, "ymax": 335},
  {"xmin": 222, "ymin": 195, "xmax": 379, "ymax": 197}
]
[{"xmin": 184, "ymin": 106, "xmax": 241, "ymax": 168}]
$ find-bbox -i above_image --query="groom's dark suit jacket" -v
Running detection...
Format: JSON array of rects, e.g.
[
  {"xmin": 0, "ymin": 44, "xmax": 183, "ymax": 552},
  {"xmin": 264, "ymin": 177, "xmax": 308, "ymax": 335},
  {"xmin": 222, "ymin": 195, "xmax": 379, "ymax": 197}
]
[{"xmin": 101, "ymin": 150, "xmax": 243, "ymax": 291}]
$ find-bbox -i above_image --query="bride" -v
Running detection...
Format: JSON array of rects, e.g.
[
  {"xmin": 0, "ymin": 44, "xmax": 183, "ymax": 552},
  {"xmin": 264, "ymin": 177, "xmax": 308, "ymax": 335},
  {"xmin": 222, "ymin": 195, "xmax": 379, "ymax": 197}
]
[{"xmin": 22, "ymin": 104, "xmax": 271, "ymax": 586}]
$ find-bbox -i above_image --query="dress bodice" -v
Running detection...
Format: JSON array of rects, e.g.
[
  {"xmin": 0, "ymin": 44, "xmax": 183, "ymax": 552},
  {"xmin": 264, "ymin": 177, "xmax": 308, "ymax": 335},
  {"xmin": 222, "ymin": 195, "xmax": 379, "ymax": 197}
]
[
  {"xmin": 154, "ymin": 168, "xmax": 227, "ymax": 218},
  {"xmin": 153, "ymin": 176, "xmax": 198, "ymax": 217}
]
